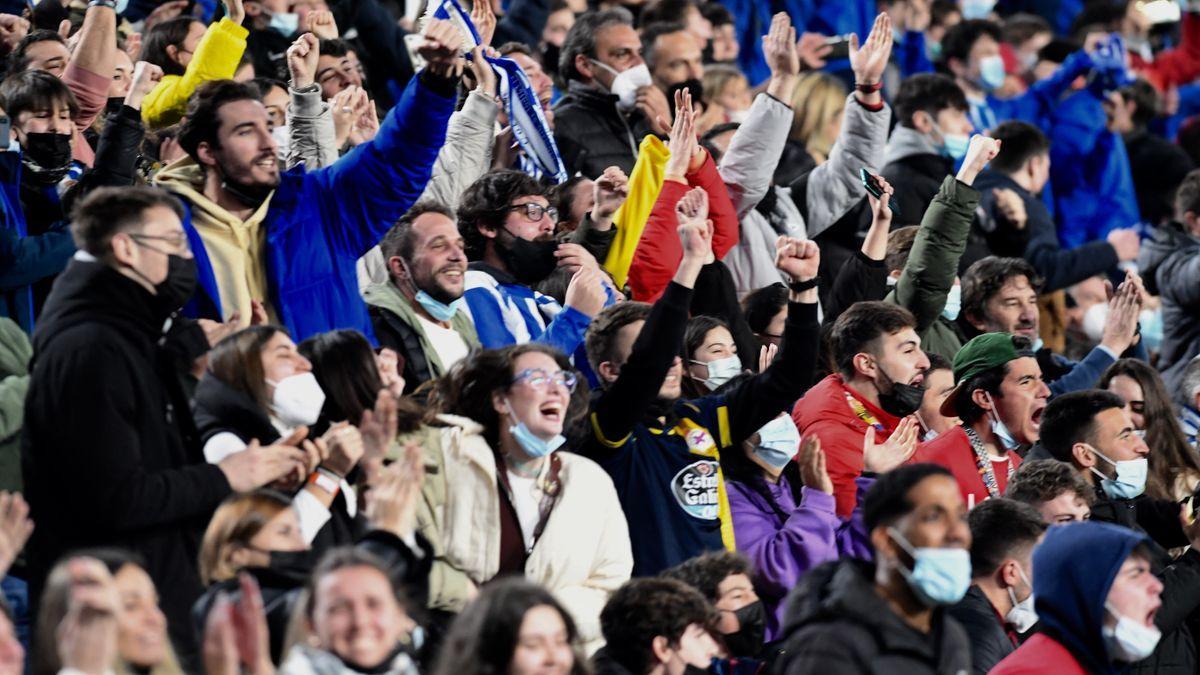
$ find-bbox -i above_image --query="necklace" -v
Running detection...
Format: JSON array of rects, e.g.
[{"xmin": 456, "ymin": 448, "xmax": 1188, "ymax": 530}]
[{"xmin": 965, "ymin": 427, "xmax": 1014, "ymax": 499}]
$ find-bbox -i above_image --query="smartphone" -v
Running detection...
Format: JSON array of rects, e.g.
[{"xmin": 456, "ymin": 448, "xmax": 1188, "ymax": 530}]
[
  {"xmin": 824, "ymin": 34, "xmax": 853, "ymax": 61},
  {"xmin": 860, "ymin": 168, "xmax": 897, "ymax": 212}
]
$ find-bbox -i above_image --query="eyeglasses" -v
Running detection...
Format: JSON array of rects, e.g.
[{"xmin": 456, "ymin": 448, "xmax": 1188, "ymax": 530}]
[
  {"xmin": 129, "ymin": 232, "xmax": 190, "ymax": 254},
  {"xmin": 507, "ymin": 202, "xmax": 559, "ymax": 223},
  {"xmin": 511, "ymin": 368, "xmax": 578, "ymax": 393}
]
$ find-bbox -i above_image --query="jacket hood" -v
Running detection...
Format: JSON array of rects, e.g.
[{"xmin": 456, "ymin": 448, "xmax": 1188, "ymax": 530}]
[
  {"xmin": 192, "ymin": 373, "xmax": 280, "ymax": 445},
  {"xmin": 154, "ymin": 155, "xmax": 276, "ymax": 227},
  {"xmin": 885, "ymin": 125, "xmax": 943, "ymax": 164},
  {"xmin": 32, "ymin": 257, "xmax": 162, "ymax": 356},
  {"xmin": 1138, "ymin": 221, "xmax": 1196, "ymax": 296},
  {"xmin": 1032, "ymin": 520, "xmax": 1151, "ymax": 675},
  {"xmin": 783, "ymin": 559, "xmax": 893, "ymax": 634}
]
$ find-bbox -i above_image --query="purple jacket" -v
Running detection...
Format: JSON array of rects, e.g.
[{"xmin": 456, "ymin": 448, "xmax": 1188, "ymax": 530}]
[{"xmin": 728, "ymin": 475, "xmax": 875, "ymax": 641}]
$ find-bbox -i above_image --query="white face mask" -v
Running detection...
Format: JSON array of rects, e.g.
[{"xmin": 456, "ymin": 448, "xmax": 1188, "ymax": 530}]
[
  {"xmin": 727, "ymin": 108, "xmax": 751, "ymax": 124},
  {"xmin": 1005, "ymin": 564, "xmax": 1038, "ymax": 633},
  {"xmin": 591, "ymin": 60, "xmax": 651, "ymax": 111},
  {"xmin": 271, "ymin": 125, "xmax": 290, "ymax": 163},
  {"xmin": 267, "ymin": 372, "xmax": 326, "ymax": 428},
  {"xmin": 1104, "ymin": 603, "xmax": 1162, "ymax": 662}
]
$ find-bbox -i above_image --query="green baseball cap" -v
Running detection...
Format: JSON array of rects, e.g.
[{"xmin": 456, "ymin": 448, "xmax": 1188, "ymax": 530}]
[{"xmin": 939, "ymin": 333, "xmax": 1036, "ymax": 417}]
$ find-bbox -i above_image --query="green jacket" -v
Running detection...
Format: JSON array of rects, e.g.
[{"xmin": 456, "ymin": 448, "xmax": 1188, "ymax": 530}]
[
  {"xmin": 362, "ymin": 280, "xmax": 480, "ymax": 385},
  {"xmin": 0, "ymin": 318, "xmax": 30, "ymax": 493},
  {"xmin": 885, "ymin": 175, "xmax": 976, "ymax": 361}
]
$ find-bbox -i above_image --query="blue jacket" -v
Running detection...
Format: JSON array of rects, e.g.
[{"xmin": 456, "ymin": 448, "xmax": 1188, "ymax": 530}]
[
  {"xmin": 160, "ymin": 73, "xmax": 456, "ymax": 342},
  {"xmin": 1050, "ymin": 90, "xmax": 1141, "ymax": 249},
  {"xmin": 0, "ymin": 152, "xmax": 75, "ymax": 333},
  {"xmin": 969, "ymin": 50, "xmax": 1093, "ymax": 133},
  {"xmin": 1031, "ymin": 521, "xmax": 1151, "ymax": 675}
]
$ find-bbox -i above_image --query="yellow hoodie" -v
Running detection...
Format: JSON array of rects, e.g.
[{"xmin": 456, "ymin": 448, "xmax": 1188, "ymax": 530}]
[
  {"xmin": 153, "ymin": 156, "xmax": 275, "ymax": 324},
  {"xmin": 142, "ymin": 18, "xmax": 249, "ymax": 130},
  {"xmin": 603, "ymin": 135, "xmax": 669, "ymax": 289}
]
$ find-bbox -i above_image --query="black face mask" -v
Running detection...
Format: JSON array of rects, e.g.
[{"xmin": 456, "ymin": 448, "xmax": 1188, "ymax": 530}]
[
  {"xmin": 153, "ymin": 254, "xmax": 198, "ymax": 315},
  {"xmin": 21, "ymin": 132, "xmax": 72, "ymax": 185},
  {"xmin": 498, "ymin": 230, "xmax": 559, "ymax": 285},
  {"xmin": 723, "ymin": 600, "xmax": 766, "ymax": 658},
  {"xmin": 221, "ymin": 175, "xmax": 274, "ymax": 207},
  {"xmin": 266, "ymin": 548, "xmax": 320, "ymax": 581},
  {"xmin": 540, "ymin": 42, "xmax": 560, "ymax": 76},
  {"xmin": 877, "ymin": 366, "xmax": 927, "ymax": 418}
]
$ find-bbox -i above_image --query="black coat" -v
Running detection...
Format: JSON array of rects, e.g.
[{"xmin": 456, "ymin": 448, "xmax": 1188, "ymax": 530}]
[
  {"xmin": 947, "ymin": 584, "xmax": 1015, "ymax": 675},
  {"xmin": 192, "ymin": 374, "xmax": 360, "ymax": 548},
  {"xmin": 22, "ymin": 259, "xmax": 232, "ymax": 661},
  {"xmin": 553, "ymin": 82, "xmax": 653, "ymax": 179},
  {"xmin": 880, "ymin": 152, "xmax": 953, "ymax": 228},
  {"xmin": 770, "ymin": 559, "xmax": 971, "ymax": 675}
]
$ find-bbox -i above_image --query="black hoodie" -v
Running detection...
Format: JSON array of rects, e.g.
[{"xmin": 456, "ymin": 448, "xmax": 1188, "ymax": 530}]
[{"xmin": 21, "ymin": 258, "xmax": 232, "ymax": 663}]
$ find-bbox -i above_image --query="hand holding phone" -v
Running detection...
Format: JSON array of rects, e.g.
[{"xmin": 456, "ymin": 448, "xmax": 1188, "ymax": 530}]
[{"xmin": 860, "ymin": 168, "xmax": 897, "ymax": 213}]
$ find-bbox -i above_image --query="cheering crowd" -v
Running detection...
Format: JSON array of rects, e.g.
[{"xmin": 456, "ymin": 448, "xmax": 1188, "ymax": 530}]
[{"xmin": 0, "ymin": 0, "xmax": 1198, "ymax": 672}]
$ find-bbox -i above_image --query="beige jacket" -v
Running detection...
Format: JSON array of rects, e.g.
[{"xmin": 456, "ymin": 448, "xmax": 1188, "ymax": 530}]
[{"xmin": 428, "ymin": 414, "xmax": 632, "ymax": 654}]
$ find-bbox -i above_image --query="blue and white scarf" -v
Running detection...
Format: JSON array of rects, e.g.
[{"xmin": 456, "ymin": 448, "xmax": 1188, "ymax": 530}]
[{"xmin": 422, "ymin": 0, "xmax": 566, "ymax": 183}]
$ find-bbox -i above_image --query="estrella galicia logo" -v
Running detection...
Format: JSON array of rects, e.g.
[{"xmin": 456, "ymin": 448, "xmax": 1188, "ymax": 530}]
[{"xmin": 671, "ymin": 460, "xmax": 720, "ymax": 520}]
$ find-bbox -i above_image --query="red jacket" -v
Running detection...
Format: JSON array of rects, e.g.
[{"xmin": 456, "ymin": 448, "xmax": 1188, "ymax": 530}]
[
  {"xmin": 910, "ymin": 426, "xmax": 1022, "ymax": 509},
  {"xmin": 792, "ymin": 374, "xmax": 904, "ymax": 517},
  {"xmin": 989, "ymin": 634, "xmax": 1089, "ymax": 675},
  {"xmin": 627, "ymin": 150, "xmax": 739, "ymax": 302},
  {"xmin": 1132, "ymin": 11, "xmax": 1200, "ymax": 92}
]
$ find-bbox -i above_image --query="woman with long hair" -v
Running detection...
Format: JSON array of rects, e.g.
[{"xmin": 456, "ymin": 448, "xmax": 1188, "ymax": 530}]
[
  {"xmin": 429, "ymin": 343, "xmax": 631, "ymax": 653},
  {"xmin": 194, "ymin": 325, "xmax": 366, "ymax": 546},
  {"xmin": 1101, "ymin": 358, "xmax": 1200, "ymax": 500},
  {"xmin": 431, "ymin": 578, "xmax": 586, "ymax": 675}
]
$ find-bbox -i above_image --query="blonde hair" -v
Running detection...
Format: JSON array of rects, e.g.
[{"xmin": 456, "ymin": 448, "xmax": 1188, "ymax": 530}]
[
  {"xmin": 789, "ymin": 72, "xmax": 847, "ymax": 164},
  {"xmin": 198, "ymin": 490, "xmax": 293, "ymax": 585},
  {"xmin": 702, "ymin": 63, "xmax": 746, "ymax": 106}
]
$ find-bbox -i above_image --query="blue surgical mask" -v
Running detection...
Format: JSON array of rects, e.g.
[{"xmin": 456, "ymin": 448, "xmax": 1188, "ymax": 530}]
[
  {"xmin": 1032, "ymin": 336, "xmax": 1044, "ymax": 351},
  {"xmin": 692, "ymin": 355, "xmax": 742, "ymax": 391},
  {"xmin": 960, "ymin": 0, "xmax": 996, "ymax": 20},
  {"xmin": 932, "ymin": 118, "xmax": 970, "ymax": 160},
  {"xmin": 928, "ymin": 41, "xmax": 943, "ymax": 61},
  {"xmin": 415, "ymin": 290, "xmax": 463, "ymax": 322},
  {"xmin": 505, "ymin": 400, "xmax": 566, "ymax": 458},
  {"xmin": 978, "ymin": 54, "xmax": 1007, "ymax": 92},
  {"xmin": 984, "ymin": 392, "xmax": 1020, "ymax": 450},
  {"xmin": 268, "ymin": 11, "xmax": 300, "ymax": 36},
  {"xmin": 942, "ymin": 284, "xmax": 962, "ymax": 321},
  {"xmin": 400, "ymin": 260, "xmax": 464, "ymax": 322},
  {"xmin": 888, "ymin": 528, "xmax": 972, "ymax": 606},
  {"xmin": 754, "ymin": 416, "xmax": 800, "ymax": 469},
  {"xmin": 1090, "ymin": 448, "xmax": 1148, "ymax": 500}
]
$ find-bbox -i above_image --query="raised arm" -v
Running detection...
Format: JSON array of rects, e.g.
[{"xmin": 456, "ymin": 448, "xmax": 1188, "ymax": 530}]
[
  {"xmin": 284, "ymin": 32, "xmax": 337, "ymax": 169},
  {"xmin": 63, "ymin": 2, "xmax": 116, "ymax": 129},
  {"xmin": 722, "ymin": 236, "xmax": 820, "ymax": 444},
  {"xmin": 142, "ymin": 0, "xmax": 248, "ymax": 129},
  {"xmin": 718, "ymin": 13, "xmax": 798, "ymax": 217},
  {"xmin": 590, "ymin": 188, "xmax": 709, "ymax": 450},
  {"xmin": 799, "ymin": 13, "xmax": 892, "ymax": 239},
  {"xmin": 307, "ymin": 20, "xmax": 461, "ymax": 258},
  {"xmin": 419, "ymin": 48, "xmax": 500, "ymax": 209},
  {"xmin": 892, "ymin": 136, "xmax": 996, "ymax": 330}
]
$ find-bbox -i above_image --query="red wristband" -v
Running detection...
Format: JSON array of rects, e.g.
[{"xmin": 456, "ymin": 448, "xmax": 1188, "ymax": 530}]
[
  {"xmin": 855, "ymin": 81, "xmax": 882, "ymax": 92},
  {"xmin": 856, "ymin": 96, "xmax": 885, "ymax": 112}
]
